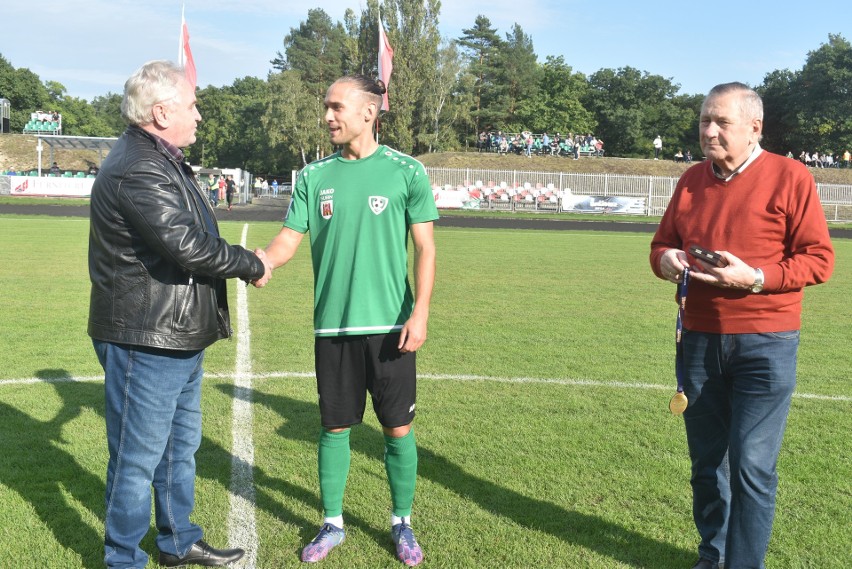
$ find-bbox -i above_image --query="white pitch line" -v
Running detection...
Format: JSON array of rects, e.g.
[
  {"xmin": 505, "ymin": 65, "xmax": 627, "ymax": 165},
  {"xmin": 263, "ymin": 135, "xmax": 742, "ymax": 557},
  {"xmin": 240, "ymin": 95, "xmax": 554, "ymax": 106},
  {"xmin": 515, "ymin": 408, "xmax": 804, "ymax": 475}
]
[
  {"xmin": 228, "ymin": 223, "xmax": 258, "ymax": 568},
  {"xmin": 1, "ymin": 372, "xmax": 850, "ymax": 403}
]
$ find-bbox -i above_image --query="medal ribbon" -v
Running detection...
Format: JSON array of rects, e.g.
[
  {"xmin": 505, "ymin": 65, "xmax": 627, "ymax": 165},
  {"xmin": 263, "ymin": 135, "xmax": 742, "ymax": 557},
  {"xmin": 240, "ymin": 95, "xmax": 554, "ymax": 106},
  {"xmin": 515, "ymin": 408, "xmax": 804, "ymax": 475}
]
[{"xmin": 675, "ymin": 268, "xmax": 690, "ymax": 395}]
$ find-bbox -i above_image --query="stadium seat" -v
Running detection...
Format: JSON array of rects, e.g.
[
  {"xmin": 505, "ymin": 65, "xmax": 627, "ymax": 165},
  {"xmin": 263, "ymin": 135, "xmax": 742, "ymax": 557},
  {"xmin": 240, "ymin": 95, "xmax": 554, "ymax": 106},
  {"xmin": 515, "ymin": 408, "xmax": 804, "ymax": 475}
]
[
  {"xmin": 63, "ymin": 171, "xmax": 73, "ymax": 177},
  {"xmin": 75, "ymin": 171, "xmax": 86, "ymax": 178}
]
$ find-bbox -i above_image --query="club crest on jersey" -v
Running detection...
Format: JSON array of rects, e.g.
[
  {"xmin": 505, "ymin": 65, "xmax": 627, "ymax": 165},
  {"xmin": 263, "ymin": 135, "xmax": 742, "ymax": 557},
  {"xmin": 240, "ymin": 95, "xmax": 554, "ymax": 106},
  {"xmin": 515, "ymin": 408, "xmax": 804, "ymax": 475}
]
[
  {"xmin": 369, "ymin": 196, "xmax": 388, "ymax": 215},
  {"xmin": 319, "ymin": 188, "xmax": 334, "ymax": 219}
]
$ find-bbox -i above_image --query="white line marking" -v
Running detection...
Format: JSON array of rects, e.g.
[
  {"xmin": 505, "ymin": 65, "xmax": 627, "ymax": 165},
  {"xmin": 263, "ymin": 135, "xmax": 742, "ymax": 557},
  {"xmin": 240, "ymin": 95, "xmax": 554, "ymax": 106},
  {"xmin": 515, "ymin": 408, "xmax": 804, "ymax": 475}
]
[
  {"xmin": 228, "ymin": 223, "xmax": 258, "ymax": 567},
  {"xmin": 1, "ymin": 373, "xmax": 849, "ymax": 403}
]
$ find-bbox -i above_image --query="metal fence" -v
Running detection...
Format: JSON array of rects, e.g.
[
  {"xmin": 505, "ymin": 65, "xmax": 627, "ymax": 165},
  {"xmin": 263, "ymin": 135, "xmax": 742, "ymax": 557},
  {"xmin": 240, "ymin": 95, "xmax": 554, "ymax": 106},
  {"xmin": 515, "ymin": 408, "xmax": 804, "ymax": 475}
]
[{"xmin": 425, "ymin": 166, "xmax": 852, "ymax": 221}]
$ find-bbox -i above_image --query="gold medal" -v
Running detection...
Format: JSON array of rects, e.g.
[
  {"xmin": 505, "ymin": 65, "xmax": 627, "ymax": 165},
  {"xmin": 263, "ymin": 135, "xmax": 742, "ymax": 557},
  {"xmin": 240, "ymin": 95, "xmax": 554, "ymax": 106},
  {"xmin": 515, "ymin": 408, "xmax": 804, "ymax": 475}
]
[{"xmin": 669, "ymin": 392, "xmax": 688, "ymax": 415}]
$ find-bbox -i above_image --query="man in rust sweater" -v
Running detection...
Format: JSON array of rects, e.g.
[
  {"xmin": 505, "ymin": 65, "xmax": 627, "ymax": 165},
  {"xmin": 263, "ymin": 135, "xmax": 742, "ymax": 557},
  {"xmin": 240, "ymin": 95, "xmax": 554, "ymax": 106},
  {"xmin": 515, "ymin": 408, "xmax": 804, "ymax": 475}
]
[{"xmin": 650, "ymin": 82, "xmax": 834, "ymax": 569}]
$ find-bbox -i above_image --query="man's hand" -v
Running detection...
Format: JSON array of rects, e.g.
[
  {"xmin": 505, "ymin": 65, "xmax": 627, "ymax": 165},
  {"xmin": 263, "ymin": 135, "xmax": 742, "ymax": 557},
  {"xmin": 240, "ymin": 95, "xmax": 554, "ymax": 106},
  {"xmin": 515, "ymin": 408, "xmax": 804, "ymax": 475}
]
[
  {"xmin": 398, "ymin": 312, "xmax": 428, "ymax": 353},
  {"xmin": 251, "ymin": 248, "xmax": 273, "ymax": 288},
  {"xmin": 660, "ymin": 248, "xmax": 689, "ymax": 283},
  {"xmin": 689, "ymin": 250, "xmax": 757, "ymax": 290}
]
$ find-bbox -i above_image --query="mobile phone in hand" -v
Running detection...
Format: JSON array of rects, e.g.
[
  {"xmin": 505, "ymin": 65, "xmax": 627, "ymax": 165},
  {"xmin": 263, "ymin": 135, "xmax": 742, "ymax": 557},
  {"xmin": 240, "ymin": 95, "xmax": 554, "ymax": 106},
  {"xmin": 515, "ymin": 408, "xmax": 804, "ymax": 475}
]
[{"xmin": 688, "ymin": 245, "xmax": 727, "ymax": 267}]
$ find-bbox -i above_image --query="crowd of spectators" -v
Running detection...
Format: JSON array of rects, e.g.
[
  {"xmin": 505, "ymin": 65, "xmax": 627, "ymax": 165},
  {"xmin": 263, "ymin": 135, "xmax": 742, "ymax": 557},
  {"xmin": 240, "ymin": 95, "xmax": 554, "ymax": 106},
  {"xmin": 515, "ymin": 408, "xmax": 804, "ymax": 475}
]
[
  {"xmin": 793, "ymin": 150, "xmax": 851, "ymax": 168},
  {"xmin": 477, "ymin": 130, "xmax": 604, "ymax": 158}
]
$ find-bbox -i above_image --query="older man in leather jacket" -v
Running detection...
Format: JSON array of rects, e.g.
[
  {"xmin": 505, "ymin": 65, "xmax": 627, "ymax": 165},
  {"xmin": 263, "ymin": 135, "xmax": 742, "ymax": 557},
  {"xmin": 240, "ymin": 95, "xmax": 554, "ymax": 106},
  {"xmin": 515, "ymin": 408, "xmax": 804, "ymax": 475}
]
[{"xmin": 88, "ymin": 60, "xmax": 271, "ymax": 569}]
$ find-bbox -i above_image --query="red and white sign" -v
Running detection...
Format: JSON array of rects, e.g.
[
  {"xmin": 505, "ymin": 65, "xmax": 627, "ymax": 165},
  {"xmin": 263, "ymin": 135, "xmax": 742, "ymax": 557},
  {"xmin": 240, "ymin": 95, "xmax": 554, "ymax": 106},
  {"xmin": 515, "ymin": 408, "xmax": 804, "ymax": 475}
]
[{"xmin": 10, "ymin": 176, "xmax": 94, "ymax": 197}]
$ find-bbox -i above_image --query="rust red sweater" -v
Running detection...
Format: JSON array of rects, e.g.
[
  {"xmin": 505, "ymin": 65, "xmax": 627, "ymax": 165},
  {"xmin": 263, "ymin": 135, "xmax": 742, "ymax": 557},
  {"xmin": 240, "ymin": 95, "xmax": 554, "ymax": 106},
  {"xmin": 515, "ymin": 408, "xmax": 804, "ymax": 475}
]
[{"xmin": 650, "ymin": 150, "xmax": 834, "ymax": 334}]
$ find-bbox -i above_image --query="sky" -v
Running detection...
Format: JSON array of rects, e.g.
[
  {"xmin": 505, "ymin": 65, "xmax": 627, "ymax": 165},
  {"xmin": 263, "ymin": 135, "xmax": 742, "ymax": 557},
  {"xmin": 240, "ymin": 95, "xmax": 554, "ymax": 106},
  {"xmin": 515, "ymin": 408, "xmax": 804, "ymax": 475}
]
[{"xmin": 1, "ymin": 0, "xmax": 846, "ymax": 103}]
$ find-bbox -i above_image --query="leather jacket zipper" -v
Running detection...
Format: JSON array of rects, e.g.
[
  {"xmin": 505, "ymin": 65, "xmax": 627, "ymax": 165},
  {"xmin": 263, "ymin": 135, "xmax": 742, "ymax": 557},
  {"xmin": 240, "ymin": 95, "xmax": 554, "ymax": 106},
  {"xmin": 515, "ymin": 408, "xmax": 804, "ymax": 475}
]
[{"xmin": 177, "ymin": 274, "xmax": 194, "ymax": 323}]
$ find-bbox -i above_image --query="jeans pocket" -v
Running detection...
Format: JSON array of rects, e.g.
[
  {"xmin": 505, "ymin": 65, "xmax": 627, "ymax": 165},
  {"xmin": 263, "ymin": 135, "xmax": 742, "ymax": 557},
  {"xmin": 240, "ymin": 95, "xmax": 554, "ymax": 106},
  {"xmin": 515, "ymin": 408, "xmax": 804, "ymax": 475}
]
[{"xmin": 765, "ymin": 330, "xmax": 800, "ymax": 341}]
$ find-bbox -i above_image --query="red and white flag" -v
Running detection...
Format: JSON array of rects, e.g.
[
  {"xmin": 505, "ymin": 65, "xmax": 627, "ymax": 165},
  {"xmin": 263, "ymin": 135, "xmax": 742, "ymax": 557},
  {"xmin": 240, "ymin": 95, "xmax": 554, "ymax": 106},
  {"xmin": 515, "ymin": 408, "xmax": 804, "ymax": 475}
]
[
  {"xmin": 179, "ymin": 6, "xmax": 197, "ymax": 89},
  {"xmin": 377, "ymin": 14, "xmax": 393, "ymax": 111}
]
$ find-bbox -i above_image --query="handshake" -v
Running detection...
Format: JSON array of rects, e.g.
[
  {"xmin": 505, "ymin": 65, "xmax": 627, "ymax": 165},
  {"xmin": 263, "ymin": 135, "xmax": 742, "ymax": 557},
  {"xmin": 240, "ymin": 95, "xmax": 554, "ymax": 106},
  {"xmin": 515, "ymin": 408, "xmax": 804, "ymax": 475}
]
[{"xmin": 251, "ymin": 248, "xmax": 274, "ymax": 288}]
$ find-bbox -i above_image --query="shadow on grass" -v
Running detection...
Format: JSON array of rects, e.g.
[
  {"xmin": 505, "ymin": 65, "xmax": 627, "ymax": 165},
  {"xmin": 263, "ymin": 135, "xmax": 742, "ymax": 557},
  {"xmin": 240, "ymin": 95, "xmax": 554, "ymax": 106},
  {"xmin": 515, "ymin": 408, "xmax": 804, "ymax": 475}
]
[
  {"xmin": 0, "ymin": 371, "xmax": 317, "ymax": 567},
  {"xmin": 0, "ymin": 371, "xmax": 106, "ymax": 568},
  {"xmin": 242, "ymin": 387, "xmax": 695, "ymax": 568}
]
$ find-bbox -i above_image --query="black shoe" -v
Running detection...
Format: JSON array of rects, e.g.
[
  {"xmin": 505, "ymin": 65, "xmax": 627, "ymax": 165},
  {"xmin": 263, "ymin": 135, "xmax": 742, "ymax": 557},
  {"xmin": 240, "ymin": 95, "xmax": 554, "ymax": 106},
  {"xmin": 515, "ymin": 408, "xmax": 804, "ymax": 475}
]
[
  {"xmin": 692, "ymin": 560, "xmax": 720, "ymax": 569},
  {"xmin": 158, "ymin": 540, "xmax": 245, "ymax": 567}
]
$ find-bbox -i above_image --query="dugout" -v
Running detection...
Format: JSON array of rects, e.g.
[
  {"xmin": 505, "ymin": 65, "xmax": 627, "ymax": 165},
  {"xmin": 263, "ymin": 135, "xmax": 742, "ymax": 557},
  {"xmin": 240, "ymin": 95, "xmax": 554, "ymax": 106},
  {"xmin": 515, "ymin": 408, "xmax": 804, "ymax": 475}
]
[{"xmin": 35, "ymin": 134, "xmax": 118, "ymax": 175}]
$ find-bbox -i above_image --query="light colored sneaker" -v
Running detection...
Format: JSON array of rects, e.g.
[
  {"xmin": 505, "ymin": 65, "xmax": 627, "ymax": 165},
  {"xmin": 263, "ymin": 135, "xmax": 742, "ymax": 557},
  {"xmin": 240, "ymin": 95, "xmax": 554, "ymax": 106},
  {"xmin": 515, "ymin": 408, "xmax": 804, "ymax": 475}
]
[
  {"xmin": 391, "ymin": 523, "xmax": 423, "ymax": 566},
  {"xmin": 301, "ymin": 523, "xmax": 345, "ymax": 563}
]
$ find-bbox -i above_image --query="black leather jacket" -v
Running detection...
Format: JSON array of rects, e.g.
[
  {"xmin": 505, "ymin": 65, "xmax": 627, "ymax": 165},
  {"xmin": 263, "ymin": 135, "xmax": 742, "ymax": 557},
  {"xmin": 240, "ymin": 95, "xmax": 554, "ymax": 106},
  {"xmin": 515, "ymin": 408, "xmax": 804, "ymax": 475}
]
[{"xmin": 88, "ymin": 126, "xmax": 264, "ymax": 350}]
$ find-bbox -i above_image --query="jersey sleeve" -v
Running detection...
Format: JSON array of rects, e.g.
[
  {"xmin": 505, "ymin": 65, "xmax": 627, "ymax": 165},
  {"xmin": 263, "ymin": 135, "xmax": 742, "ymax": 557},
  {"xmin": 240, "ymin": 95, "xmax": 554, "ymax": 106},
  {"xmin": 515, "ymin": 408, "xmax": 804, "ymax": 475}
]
[
  {"xmin": 283, "ymin": 171, "xmax": 310, "ymax": 233},
  {"xmin": 406, "ymin": 164, "xmax": 439, "ymax": 225}
]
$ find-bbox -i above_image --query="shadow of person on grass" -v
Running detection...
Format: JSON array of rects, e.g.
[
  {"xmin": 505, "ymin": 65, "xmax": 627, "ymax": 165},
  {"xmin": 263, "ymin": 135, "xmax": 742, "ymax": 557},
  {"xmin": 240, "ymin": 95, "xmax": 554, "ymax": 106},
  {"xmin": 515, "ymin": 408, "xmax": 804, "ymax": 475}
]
[
  {"xmin": 242, "ymin": 386, "xmax": 695, "ymax": 568},
  {"xmin": 0, "ymin": 371, "xmax": 317, "ymax": 567},
  {"xmin": 0, "ymin": 371, "xmax": 106, "ymax": 568},
  {"xmin": 211, "ymin": 381, "xmax": 394, "ymax": 561}
]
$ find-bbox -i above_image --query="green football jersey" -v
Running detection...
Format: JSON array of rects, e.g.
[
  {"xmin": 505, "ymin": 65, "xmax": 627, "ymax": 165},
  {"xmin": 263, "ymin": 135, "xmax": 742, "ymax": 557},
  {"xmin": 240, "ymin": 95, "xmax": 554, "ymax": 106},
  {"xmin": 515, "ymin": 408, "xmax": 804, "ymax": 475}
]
[{"xmin": 284, "ymin": 145, "xmax": 439, "ymax": 337}]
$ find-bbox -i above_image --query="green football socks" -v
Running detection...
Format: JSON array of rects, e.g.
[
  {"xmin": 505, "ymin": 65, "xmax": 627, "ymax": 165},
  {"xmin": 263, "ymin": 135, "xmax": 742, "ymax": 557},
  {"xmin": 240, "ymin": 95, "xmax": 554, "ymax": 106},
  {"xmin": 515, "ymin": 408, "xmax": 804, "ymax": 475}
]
[
  {"xmin": 318, "ymin": 429, "xmax": 351, "ymax": 518},
  {"xmin": 384, "ymin": 430, "xmax": 418, "ymax": 518}
]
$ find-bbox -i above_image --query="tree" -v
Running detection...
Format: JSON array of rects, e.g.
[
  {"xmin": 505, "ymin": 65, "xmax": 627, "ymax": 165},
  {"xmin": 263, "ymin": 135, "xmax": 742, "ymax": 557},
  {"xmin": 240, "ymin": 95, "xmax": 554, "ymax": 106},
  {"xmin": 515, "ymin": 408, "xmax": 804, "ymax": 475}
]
[
  {"xmin": 90, "ymin": 93, "xmax": 126, "ymax": 137},
  {"xmin": 498, "ymin": 23, "xmax": 541, "ymax": 131},
  {"xmin": 0, "ymin": 54, "xmax": 49, "ymax": 132},
  {"xmin": 584, "ymin": 67, "xmax": 693, "ymax": 157},
  {"xmin": 456, "ymin": 15, "xmax": 505, "ymax": 136},
  {"xmin": 417, "ymin": 41, "xmax": 471, "ymax": 152},
  {"xmin": 263, "ymin": 71, "xmax": 329, "ymax": 167},
  {"xmin": 378, "ymin": 0, "xmax": 442, "ymax": 154},
  {"xmin": 515, "ymin": 56, "xmax": 594, "ymax": 136},
  {"xmin": 757, "ymin": 69, "xmax": 800, "ymax": 154},
  {"xmin": 790, "ymin": 34, "xmax": 852, "ymax": 154}
]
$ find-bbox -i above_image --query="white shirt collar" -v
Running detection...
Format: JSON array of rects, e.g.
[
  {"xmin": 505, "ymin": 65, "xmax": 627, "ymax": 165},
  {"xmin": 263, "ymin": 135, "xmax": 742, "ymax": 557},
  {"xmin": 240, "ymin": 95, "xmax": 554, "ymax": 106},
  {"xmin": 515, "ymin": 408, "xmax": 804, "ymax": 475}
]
[{"xmin": 711, "ymin": 143, "xmax": 763, "ymax": 181}]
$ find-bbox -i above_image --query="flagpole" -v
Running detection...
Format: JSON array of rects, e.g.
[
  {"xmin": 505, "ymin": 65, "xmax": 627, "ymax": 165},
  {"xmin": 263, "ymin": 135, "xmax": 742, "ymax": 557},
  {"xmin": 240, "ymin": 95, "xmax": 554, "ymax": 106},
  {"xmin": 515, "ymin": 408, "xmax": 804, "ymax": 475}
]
[
  {"xmin": 179, "ymin": 4, "xmax": 185, "ymax": 64},
  {"xmin": 376, "ymin": 4, "xmax": 387, "ymax": 144}
]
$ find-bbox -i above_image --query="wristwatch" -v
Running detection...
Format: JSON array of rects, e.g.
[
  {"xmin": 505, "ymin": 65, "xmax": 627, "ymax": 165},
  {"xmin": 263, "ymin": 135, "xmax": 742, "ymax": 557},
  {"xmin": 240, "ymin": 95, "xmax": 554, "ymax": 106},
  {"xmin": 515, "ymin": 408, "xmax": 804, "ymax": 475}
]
[{"xmin": 750, "ymin": 268, "xmax": 765, "ymax": 293}]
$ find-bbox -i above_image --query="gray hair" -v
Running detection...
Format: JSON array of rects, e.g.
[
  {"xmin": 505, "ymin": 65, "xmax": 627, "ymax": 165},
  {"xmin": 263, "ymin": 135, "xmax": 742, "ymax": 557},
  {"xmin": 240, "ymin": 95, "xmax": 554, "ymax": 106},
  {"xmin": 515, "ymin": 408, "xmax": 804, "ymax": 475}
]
[
  {"xmin": 703, "ymin": 82, "xmax": 764, "ymax": 122},
  {"xmin": 120, "ymin": 60, "xmax": 185, "ymax": 126}
]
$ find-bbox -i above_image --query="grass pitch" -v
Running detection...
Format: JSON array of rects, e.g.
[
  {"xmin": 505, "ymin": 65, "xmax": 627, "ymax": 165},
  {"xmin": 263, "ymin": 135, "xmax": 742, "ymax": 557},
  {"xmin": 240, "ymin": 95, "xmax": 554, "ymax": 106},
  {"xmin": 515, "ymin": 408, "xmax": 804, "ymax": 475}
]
[{"xmin": 0, "ymin": 216, "xmax": 849, "ymax": 568}]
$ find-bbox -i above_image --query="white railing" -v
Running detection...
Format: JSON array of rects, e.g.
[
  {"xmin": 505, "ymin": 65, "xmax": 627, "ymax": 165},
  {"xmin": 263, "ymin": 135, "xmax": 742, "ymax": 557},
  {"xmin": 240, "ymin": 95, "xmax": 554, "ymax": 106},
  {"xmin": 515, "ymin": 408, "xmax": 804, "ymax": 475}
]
[{"xmin": 425, "ymin": 167, "xmax": 852, "ymax": 221}]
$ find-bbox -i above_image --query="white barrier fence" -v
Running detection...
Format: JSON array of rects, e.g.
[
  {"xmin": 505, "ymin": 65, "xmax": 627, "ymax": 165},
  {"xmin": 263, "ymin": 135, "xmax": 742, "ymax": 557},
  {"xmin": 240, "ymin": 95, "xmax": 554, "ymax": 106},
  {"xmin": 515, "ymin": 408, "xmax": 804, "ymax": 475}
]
[{"xmin": 426, "ymin": 167, "xmax": 852, "ymax": 221}]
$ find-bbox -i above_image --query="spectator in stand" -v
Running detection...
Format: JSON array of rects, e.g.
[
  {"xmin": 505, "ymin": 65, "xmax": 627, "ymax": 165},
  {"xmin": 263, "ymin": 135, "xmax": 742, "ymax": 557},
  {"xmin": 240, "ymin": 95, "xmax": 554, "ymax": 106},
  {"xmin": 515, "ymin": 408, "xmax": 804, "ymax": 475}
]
[
  {"xmin": 261, "ymin": 177, "xmax": 269, "ymax": 194},
  {"xmin": 498, "ymin": 136, "xmax": 509, "ymax": 154},
  {"xmin": 674, "ymin": 149, "xmax": 684, "ymax": 163},
  {"xmin": 271, "ymin": 179, "xmax": 279, "ymax": 196},
  {"xmin": 653, "ymin": 135, "xmax": 663, "ymax": 160},
  {"xmin": 595, "ymin": 139, "xmax": 604, "ymax": 157},
  {"xmin": 685, "ymin": 149, "xmax": 693, "ymax": 163},
  {"xmin": 541, "ymin": 132, "xmax": 551, "ymax": 155},
  {"xmin": 254, "ymin": 176, "xmax": 262, "ymax": 196},
  {"xmin": 50, "ymin": 161, "xmax": 61, "ymax": 175},
  {"xmin": 573, "ymin": 140, "xmax": 580, "ymax": 160},
  {"xmin": 89, "ymin": 164, "xmax": 99, "ymax": 176},
  {"xmin": 522, "ymin": 131, "xmax": 533, "ymax": 158},
  {"xmin": 843, "ymin": 149, "xmax": 851, "ymax": 168}
]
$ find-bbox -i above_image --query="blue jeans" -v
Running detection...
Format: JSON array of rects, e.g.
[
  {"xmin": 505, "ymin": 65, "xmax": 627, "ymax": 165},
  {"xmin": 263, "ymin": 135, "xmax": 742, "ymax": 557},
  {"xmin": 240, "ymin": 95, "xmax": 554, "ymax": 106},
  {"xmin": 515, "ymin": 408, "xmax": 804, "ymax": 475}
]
[
  {"xmin": 93, "ymin": 340, "xmax": 205, "ymax": 569},
  {"xmin": 681, "ymin": 330, "xmax": 799, "ymax": 569}
]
